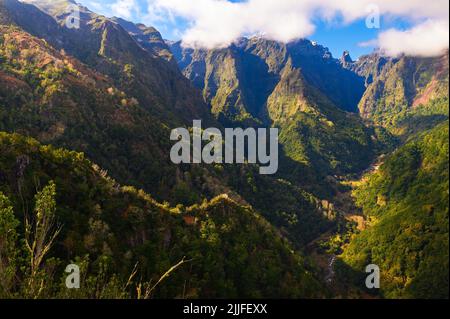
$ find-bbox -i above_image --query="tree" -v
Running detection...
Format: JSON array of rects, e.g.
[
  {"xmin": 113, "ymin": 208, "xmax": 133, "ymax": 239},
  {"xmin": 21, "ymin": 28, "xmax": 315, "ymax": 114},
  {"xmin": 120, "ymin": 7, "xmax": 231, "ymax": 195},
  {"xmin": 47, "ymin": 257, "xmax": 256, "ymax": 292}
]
[
  {"xmin": 0, "ymin": 192, "xmax": 19, "ymax": 298},
  {"xmin": 24, "ymin": 181, "xmax": 61, "ymax": 298}
]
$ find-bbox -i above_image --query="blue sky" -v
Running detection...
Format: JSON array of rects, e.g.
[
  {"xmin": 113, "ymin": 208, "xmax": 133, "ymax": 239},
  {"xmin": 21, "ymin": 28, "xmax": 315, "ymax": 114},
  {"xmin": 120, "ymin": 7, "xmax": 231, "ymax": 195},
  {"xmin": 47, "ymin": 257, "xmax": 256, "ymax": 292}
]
[{"xmin": 76, "ymin": 0, "xmax": 448, "ymax": 59}]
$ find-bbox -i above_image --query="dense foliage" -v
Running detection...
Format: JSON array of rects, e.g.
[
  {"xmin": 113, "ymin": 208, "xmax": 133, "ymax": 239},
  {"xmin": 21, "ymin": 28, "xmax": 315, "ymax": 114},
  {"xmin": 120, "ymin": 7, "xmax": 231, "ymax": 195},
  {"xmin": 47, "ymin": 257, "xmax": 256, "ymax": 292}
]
[
  {"xmin": 0, "ymin": 1, "xmax": 333, "ymax": 250},
  {"xmin": 338, "ymin": 122, "xmax": 449, "ymax": 298},
  {"xmin": 354, "ymin": 53, "xmax": 449, "ymax": 137},
  {"xmin": 0, "ymin": 132, "xmax": 325, "ymax": 298},
  {"xmin": 0, "ymin": 0, "xmax": 448, "ymax": 300},
  {"xmin": 171, "ymin": 37, "xmax": 394, "ymax": 184}
]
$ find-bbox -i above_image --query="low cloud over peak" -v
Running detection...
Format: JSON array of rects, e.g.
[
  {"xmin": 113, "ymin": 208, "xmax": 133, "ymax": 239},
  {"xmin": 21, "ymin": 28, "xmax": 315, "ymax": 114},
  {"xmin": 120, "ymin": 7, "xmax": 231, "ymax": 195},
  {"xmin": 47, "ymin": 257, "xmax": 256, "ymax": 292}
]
[
  {"xmin": 374, "ymin": 19, "xmax": 449, "ymax": 58},
  {"xmin": 131, "ymin": 0, "xmax": 449, "ymax": 57}
]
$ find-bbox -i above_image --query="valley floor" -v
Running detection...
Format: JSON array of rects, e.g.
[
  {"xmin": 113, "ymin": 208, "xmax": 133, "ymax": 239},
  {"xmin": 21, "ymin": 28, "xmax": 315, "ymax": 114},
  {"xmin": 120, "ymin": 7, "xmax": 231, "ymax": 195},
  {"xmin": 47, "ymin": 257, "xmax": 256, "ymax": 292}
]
[{"xmin": 306, "ymin": 155, "xmax": 386, "ymax": 298}]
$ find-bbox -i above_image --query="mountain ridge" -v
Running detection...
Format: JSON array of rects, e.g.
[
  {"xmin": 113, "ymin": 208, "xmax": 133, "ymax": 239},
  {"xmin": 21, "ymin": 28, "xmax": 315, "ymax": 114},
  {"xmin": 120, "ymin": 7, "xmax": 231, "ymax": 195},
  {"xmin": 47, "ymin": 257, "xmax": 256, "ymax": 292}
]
[{"xmin": 0, "ymin": 0, "xmax": 448, "ymax": 299}]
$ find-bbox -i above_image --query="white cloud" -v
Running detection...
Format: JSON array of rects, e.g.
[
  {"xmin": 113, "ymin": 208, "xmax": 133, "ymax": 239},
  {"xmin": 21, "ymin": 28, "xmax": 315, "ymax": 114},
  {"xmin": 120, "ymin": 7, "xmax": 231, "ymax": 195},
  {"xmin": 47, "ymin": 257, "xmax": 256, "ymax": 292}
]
[
  {"xmin": 143, "ymin": 0, "xmax": 449, "ymax": 57},
  {"xmin": 111, "ymin": 0, "xmax": 137, "ymax": 19},
  {"xmin": 374, "ymin": 19, "xmax": 449, "ymax": 57},
  {"xmin": 85, "ymin": 1, "xmax": 103, "ymax": 11}
]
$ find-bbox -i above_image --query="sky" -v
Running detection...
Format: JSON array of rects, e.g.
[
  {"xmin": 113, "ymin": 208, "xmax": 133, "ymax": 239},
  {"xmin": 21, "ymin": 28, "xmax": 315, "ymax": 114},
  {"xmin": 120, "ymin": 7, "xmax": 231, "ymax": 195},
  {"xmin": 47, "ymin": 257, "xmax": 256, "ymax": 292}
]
[{"xmin": 77, "ymin": 0, "xmax": 449, "ymax": 59}]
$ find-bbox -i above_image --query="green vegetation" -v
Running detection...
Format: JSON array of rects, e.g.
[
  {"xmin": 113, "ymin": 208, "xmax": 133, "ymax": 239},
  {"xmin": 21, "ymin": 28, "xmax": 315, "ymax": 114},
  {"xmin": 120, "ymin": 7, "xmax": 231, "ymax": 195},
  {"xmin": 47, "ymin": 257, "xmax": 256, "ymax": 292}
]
[
  {"xmin": 0, "ymin": 0, "xmax": 448, "ymax": 300},
  {"xmin": 0, "ymin": 132, "xmax": 325, "ymax": 298},
  {"xmin": 172, "ymin": 38, "xmax": 395, "ymax": 195},
  {"xmin": 393, "ymin": 97, "xmax": 449, "ymax": 139},
  {"xmin": 0, "ymin": 13, "xmax": 334, "ymax": 251},
  {"xmin": 356, "ymin": 53, "xmax": 449, "ymax": 138},
  {"xmin": 338, "ymin": 122, "xmax": 449, "ymax": 298}
]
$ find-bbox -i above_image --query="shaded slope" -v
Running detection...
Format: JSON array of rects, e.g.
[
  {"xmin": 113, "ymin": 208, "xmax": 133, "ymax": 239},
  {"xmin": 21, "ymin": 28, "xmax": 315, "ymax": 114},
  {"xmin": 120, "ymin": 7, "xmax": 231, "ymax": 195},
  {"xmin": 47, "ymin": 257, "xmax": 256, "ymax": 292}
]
[
  {"xmin": 0, "ymin": 0, "xmax": 334, "ymax": 249},
  {"xmin": 171, "ymin": 38, "xmax": 390, "ymax": 178},
  {"xmin": 0, "ymin": 131, "xmax": 325, "ymax": 298},
  {"xmin": 0, "ymin": 23, "xmax": 179, "ymax": 199}
]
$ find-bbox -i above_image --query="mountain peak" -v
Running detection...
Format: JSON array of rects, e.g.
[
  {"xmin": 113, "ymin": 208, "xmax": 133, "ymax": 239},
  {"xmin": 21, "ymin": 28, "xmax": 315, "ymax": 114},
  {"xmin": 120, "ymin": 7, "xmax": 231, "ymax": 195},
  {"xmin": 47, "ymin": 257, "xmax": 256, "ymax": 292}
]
[{"xmin": 340, "ymin": 50, "xmax": 353, "ymax": 66}]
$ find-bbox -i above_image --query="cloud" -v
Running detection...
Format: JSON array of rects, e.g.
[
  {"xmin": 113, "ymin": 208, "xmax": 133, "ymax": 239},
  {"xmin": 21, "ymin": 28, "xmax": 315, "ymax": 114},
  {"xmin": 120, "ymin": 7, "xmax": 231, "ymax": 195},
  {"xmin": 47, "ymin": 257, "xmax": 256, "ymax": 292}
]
[
  {"xmin": 111, "ymin": 0, "xmax": 138, "ymax": 19},
  {"xmin": 144, "ymin": 0, "xmax": 449, "ymax": 56},
  {"xmin": 146, "ymin": 0, "xmax": 317, "ymax": 48},
  {"xmin": 372, "ymin": 19, "xmax": 449, "ymax": 57}
]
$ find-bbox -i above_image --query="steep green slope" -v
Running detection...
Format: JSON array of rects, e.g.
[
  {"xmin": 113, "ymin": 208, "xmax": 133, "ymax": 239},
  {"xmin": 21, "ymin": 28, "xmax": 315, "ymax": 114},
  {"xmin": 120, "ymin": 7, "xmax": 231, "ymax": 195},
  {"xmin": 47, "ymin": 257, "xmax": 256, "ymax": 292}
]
[
  {"xmin": 337, "ymin": 122, "xmax": 449, "ymax": 298},
  {"xmin": 172, "ymin": 40, "xmax": 278, "ymax": 125},
  {"xmin": 0, "ymin": 23, "xmax": 180, "ymax": 200},
  {"xmin": 3, "ymin": 0, "xmax": 213, "ymax": 127},
  {"xmin": 266, "ymin": 59, "xmax": 389, "ymax": 175},
  {"xmin": 170, "ymin": 38, "xmax": 390, "ymax": 184},
  {"xmin": 351, "ymin": 53, "xmax": 449, "ymax": 136},
  {"xmin": 285, "ymin": 40, "xmax": 366, "ymax": 113},
  {"xmin": 0, "ymin": 131, "xmax": 325, "ymax": 298},
  {"xmin": 0, "ymin": 0, "xmax": 334, "ymax": 249},
  {"xmin": 110, "ymin": 17, "xmax": 176, "ymax": 65}
]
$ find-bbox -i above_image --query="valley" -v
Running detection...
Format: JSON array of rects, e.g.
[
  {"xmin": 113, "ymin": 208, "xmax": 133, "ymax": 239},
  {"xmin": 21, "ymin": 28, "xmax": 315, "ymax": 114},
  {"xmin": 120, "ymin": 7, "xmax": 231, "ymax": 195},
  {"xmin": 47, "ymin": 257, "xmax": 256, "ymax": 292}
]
[
  {"xmin": 305, "ymin": 154, "xmax": 386, "ymax": 298},
  {"xmin": 0, "ymin": 0, "xmax": 448, "ymax": 299}
]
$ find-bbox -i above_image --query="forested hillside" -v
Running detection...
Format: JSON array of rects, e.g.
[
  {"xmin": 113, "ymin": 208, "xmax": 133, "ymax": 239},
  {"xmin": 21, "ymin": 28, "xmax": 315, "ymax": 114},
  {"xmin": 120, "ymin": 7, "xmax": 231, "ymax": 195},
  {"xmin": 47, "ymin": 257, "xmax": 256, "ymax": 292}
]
[
  {"xmin": 0, "ymin": 0, "xmax": 335, "ymax": 249},
  {"xmin": 170, "ymin": 31, "xmax": 449, "ymax": 300},
  {"xmin": 0, "ymin": 0, "xmax": 215, "ymax": 202},
  {"xmin": 170, "ymin": 38, "xmax": 392, "ymax": 180},
  {"xmin": 337, "ymin": 122, "xmax": 449, "ymax": 298},
  {"xmin": 0, "ymin": 132, "xmax": 324, "ymax": 298},
  {"xmin": 347, "ymin": 52, "xmax": 449, "ymax": 137},
  {"xmin": 0, "ymin": 0, "xmax": 448, "ymax": 300}
]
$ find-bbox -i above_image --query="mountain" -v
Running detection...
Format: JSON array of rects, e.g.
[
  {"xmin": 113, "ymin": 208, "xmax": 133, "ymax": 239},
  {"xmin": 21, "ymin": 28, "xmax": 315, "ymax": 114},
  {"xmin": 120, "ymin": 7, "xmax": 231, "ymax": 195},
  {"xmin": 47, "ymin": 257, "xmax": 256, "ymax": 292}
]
[
  {"xmin": 110, "ymin": 16, "xmax": 176, "ymax": 66},
  {"xmin": 0, "ymin": 0, "xmax": 336, "ymax": 252},
  {"xmin": 6, "ymin": 0, "xmax": 213, "ymax": 126},
  {"xmin": 0, "ymin": 0, "xmax": 448, "ymax": 300},
  {"xmin": 337, "ymin": 121, "xmax": 449, "ymax": 298},
  {"xmin": 0, "ymin": 131, "xmax": 325, "ymax": 298},
  {"xmin": 0, "ymin": 0, "xmax": 226, "ymax": 203},
  {"xmin": 171, "ymin": 38, "xmax": 366, "ymax": 118},
  {"xmin": 345, "ymin": 52, "xmax": 449, "ymax": 137},
  {"xmin": 170, "ymin": 38, "xmax": 391, "ymax": 177}
]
